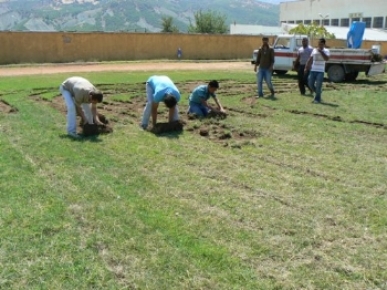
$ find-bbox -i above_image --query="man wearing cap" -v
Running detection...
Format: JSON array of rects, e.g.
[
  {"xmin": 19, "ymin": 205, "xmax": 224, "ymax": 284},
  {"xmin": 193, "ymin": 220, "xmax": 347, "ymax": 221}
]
[
  {"xmin": 188, "ymin": 80, "xmax": 226, "ymax": 117},
  {"xmin": 60, "ymin": 76, "xmax": 104, "ymax": 138},
  {"xmin": 254, "ymin": 37, "xmax": 275, "ymax": 98},
  {"xmin": 141, "ymin": 75, "xmax": 181, "ymax": 129},
  {"xmin": 294, "ymin": 37, "xmax": 313, "ymax": 95},
  {"xmin": 305, "ymin": 38, "xmax": 330, "ymax": 103}
]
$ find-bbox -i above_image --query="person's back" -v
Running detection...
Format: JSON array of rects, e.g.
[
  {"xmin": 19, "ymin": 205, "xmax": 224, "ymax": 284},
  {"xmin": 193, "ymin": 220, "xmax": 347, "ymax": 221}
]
[
  {"xmin": 147, "ymin": 76, "xmax": 180, "ymax": 102},
  {"xmin": 189, "ymin": 85, "xmax": 214, "ymax": 104}
]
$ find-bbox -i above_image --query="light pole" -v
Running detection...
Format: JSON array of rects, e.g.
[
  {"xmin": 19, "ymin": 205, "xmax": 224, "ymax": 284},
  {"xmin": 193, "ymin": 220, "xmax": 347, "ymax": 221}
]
[{"xmin": 319, "ymin": 13, "xmax": 329, "ymax": 27}]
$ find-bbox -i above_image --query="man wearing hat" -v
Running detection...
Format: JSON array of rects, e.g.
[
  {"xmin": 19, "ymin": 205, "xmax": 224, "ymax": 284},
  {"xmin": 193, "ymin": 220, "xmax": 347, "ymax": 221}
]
[{"xmin": 254, "ymin": 37, "xmax": 275, "ymax": 98}]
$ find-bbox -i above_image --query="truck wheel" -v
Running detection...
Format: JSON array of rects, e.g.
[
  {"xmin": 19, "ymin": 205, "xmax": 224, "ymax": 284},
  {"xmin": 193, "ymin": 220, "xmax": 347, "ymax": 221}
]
[
  {"xmin": 274, "ymin": 70, "xmax": 288, "ymax": 75},
  {"xmin": 345, "ymin": 71, "xmax": 359, "ymax": 82},
  {"xmin": 327, "ymin": 65, "xmax": 345, "ymax": 83}
]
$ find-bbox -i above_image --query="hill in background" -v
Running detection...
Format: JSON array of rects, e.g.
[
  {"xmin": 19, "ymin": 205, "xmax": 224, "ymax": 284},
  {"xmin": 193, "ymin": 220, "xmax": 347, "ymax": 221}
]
[{"xmin": 0, "ymin": 0, "xmax": 279, "ymax": 32}]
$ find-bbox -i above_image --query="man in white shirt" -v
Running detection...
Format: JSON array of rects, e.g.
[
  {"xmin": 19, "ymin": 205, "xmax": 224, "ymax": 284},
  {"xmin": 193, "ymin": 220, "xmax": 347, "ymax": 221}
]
[
  {"xmin": 305, "ymin": 38, "xmax": 330, "ymax": 103},
  {"xmin": 60, "ymin": 76, "xmax": 104, "ymax": 138}
]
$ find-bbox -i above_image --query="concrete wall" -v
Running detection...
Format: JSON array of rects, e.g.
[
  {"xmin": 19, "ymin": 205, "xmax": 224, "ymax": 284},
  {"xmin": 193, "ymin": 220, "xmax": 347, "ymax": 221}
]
[
  {"xmin": 0, "ymin": 31, "xmax": 385, "ymax": 65},
  {"xmin": 0, "ymin": 31, "xmax": 273, "ymax": 65},
  {"xmin": 280, "ymin": 0, "xmax": 387, "ymax": 28}
]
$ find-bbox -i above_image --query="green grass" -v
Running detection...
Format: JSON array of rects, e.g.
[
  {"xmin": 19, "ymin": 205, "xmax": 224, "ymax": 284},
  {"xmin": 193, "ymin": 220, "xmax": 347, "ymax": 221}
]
[{"xmin": 1, "ymin": 68, "xmax": 387, "ymax": 289}]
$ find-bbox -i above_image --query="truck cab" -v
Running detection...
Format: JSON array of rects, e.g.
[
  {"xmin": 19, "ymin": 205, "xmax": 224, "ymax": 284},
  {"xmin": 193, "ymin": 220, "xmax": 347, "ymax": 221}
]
[{"xmin": 251, "ymin": 35, "xmax": 306, "ymax": 75}]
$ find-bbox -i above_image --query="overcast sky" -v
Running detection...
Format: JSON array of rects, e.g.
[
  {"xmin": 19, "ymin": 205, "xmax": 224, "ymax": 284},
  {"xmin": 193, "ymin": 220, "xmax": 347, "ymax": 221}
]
[{"xmin": 259, "ymin": 0, "xmax": 295, "ymax": 4}]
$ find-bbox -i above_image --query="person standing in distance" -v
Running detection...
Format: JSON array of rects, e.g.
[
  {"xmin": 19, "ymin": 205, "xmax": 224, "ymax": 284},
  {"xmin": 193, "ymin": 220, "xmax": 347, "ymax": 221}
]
[
  {"xmin": 141, "ymin": 75, "xmax": 180, "ymax": 129},
  {"xmin": 305, "ymin": 38, "xmax": 330, "ymax": 103},
  {"xmin": 254, "ymin": 36, "xmax": 275, "ymax": 98},
  {"xmin": 60, "ymin": 76, "xmax": 104, "ymax": 138},
  {"xmin": 294, "ymin": 37, "xmax": 313, "ymax": 95}
]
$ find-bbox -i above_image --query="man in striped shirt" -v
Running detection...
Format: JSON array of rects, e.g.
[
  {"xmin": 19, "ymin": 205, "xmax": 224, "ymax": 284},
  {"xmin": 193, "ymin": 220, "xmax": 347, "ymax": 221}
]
[{"xmin": 305, "ymin": 38, "xmax": 330, "ymax": 104}]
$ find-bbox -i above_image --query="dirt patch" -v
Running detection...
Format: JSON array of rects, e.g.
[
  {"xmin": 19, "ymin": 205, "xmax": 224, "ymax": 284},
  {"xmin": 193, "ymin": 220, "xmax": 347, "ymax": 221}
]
[
  {"xmin": 29, "ymin": 81, "xmax": 265, "ymax": 147},
  {"xmin": 150, "ymin": 120, "xmax": 184, "ymax": 135},
  {"xmin": 288, "ymin": 110, "xmax": 343, "ymax": 122},
  {"xmin": 0, "ymin": 61, "xmax": 251, "ymax": 77},
  {"xmin": 0, "ymin": 100, "xmax": 18, "ymax": 114},
  {"xmin": 350, "ymin": 120, "xmax": 386, "ymax": 129}
]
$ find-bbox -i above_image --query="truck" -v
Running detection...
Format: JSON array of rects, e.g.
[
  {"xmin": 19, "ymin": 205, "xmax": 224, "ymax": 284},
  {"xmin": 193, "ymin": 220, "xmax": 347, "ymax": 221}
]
[{"xmin": 251, "ymin": 34, "xmax": 386, "ymax": 82}]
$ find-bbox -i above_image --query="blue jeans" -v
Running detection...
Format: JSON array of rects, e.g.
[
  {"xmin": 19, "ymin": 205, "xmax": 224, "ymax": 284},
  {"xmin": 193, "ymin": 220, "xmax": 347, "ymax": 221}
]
[
  {"xmin": 308, "ymin": 71, "xmax": 324, "ymax": 102},
  {"xmin": 188, "ymin": 102, "xmax": 209, "ymax": 116},
  {"xmin": 257, "ymin": 68, "xmax": 274, "ymax": 96}
]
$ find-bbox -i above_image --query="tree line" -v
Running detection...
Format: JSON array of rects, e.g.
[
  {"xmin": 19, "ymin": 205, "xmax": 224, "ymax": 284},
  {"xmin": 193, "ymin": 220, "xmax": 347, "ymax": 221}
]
[{"xmin": 161, "ymin": 10, "xmax": 228, "ymax": 34}]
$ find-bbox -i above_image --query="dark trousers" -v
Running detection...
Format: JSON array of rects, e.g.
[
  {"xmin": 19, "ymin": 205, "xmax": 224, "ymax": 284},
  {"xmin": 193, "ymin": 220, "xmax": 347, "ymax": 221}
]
[{"xmin": 297, "ymin": 65, "xmax": 310, "ymax": 95}]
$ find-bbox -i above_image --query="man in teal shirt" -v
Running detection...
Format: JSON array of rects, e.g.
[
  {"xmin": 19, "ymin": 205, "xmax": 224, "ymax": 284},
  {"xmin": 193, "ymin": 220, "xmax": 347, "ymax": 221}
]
[
  {"xmin": 141, "ymin": 75, "xmax": 181, "ymax": 129},
  {"xmin": 188, "ymin": 80, "xmax": 225, "ymax": 117}
]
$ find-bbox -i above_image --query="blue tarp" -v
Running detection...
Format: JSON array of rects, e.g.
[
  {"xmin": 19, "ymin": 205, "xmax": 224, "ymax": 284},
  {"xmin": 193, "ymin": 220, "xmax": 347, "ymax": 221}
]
[{"xmin": 347, "ymin": 21, "xmax": 366, "ymax": 49}]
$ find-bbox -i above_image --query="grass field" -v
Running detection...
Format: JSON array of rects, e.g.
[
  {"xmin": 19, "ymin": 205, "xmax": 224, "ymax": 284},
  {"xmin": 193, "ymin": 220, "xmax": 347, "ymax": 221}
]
[{"xmin": 0, "ymin": 68, "xmax": 387, "ymax": 289}]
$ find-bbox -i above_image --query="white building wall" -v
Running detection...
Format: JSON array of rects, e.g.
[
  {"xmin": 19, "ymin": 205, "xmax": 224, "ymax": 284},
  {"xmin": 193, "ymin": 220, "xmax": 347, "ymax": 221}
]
[{"xmin": 280, "ymin": 0, "xmax": 387, "ymax": 28}]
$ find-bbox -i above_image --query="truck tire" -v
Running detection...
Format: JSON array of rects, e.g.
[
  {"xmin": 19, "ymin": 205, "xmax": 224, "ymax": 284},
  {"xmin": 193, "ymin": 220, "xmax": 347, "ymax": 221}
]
[
  {"xmin": 327, "ymin": 65, "xmax": 345, "ymax": 83},
  {"xmin": 345, "ymin": 71, "xmax": 359, "ymax": 82},
  {"xmin": 274, "ymin": 70, "xmax": 288, "ymax": 75}
]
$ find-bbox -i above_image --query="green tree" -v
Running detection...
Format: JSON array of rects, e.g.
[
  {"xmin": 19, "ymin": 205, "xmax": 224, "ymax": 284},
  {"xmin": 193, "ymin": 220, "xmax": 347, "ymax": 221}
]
[
  {"xmin": 188, "ymin": 10, "xmax": 228, "ymax": 34},
  {"xmin": 161, "ymin": 16, "xmax": 179, "ymax": 33},
  {"xmin": 289, "ymin": 23, "xmax": 335, "ymax": 39}
]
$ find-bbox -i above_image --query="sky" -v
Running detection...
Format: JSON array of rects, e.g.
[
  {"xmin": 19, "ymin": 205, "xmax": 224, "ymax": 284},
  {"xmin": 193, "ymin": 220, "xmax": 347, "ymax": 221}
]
[{"xmin": 259, "ymin": 0, "xmax": 295, "ymax": 4}]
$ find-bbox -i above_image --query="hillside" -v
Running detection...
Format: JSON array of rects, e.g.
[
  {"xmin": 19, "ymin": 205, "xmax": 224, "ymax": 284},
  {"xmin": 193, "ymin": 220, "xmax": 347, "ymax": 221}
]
[{"xmin": 0, "ymin": 0, "xmax": 279, "ymax": 32}]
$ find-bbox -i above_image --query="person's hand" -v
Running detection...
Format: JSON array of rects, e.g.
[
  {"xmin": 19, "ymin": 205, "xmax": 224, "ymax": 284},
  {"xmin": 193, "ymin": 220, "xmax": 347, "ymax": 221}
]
[
  {"xmin": 220, "ymin": 108, "xmax": 226, "ymax": 113},
  {"xmin": 95, "ymin": 120, "xmax": 104, "ymax": 126},
  {"xmin": 254, "ymin": 66, "xmax": 257, "ymax": 73}
]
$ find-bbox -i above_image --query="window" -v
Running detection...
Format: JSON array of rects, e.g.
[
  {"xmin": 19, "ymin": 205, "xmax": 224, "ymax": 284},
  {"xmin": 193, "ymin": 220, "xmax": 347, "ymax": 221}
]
[
  {"xmin": 362, "ymin": 17, "xmax": 371, "ymax": 28},
  {"xmin": 331, "ymin": 19, "xmax": 339, "ymax": 26},
  {"xmin": 341, "ymin": 18, "xmax": 349, "ymax": 26},
  {"xmin": 323, "ymin": 19, "xmax": 330, "ymax": 26},
  {"xmin": 304, "ymin": 20, "xmax": 311, "ymax": 25},
  {"xmin": 274, "ymin": 37, "xmax": 291, "ymax": 49},
  {"xmin": 373, "ymin": 17, "xmax": 383, "ymax": 28},
  {"xmin": 296, "ymin": 20, "xmax": 303, "ymax": 24},
  {"xmin": 313, "ymin": 20, "xmax": 321, "ymax": 25},
  {"xmin": 351, "ymin": 17, "xmax": 360, "ymax": 23},
  {"xmin": 288, "ymin": 20, "xmax": 295, "ymax": 24}
]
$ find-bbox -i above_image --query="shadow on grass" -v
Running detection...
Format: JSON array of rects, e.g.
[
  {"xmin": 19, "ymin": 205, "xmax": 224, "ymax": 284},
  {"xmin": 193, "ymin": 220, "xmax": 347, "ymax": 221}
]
[
  {"xmin": 149, "ymin": 130, "xmax": 182, "ymax": 139},
  {"xmin": 59, "ymin": 134, "xmax": 103, "ymax": 143},
  {"xmin": 320, "ymin": 102, "xmax": 339, "ymax": 107}
]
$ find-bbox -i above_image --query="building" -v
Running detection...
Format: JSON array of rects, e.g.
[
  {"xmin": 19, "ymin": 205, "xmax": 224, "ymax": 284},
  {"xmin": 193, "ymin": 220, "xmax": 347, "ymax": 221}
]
[
  {"xmin": 230, "ymin": 24, "xmax": 283, "ymax": 36},
  {"xmin": 280, "ymin": 0, "xmax": 387, "ymax": 29}
]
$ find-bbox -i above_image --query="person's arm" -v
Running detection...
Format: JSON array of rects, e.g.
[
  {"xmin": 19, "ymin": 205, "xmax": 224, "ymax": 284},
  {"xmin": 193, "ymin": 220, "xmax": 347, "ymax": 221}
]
[
  {"xmin": 199, "ymin": 98, "xmax": 217, "ymax": 112},
  {"xmin": 304, "ymin": 55, "xmax": 313, "ymax": 71},
  {"xmin": 213, "ymin": 97, "xmax": 225, "ymax": 113},
  {"xmin": 91, "ymin": 103, "xmax": 103, "ymax": 125},
  {"xmin": 319, "ymin": 49, "xmax": 330, "ymax": 61},
  {"xmin": 151, "ymin": 102, "xmax": 159, "ymax": 126},
  {"xmin": 293, "ymin": 52, "xmax": 301, "ymax": 70},
  {"xmin": 269, "ymin": 49, "xmax": 275, "ymax": 71},
  {"xmin": 74, "ymin": 104, "xmax": 87, "ymax": 124},
  {"xmin": 168, "ymin": 106, "xmax": 176, "ymax": 123},
  {"xmin": 254, "ymin": 50, "xmax": 261, "ymax": 72}
]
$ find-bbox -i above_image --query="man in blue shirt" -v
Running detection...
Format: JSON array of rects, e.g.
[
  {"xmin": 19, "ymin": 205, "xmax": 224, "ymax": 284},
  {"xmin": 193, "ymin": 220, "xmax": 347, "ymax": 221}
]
[
  {"xmin": 188, "ymin": 80, "xmax": 225, "ymax": 117},
  {"xmin": 141, "ymin": 75, "xmax": 181, "ymax": 129}
]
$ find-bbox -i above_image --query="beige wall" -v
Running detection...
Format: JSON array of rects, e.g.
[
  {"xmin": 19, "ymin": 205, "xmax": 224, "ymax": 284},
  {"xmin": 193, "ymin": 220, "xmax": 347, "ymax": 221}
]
[
  {"xmin": 0, "ymin": 31, "xmax": 272, "ymax": 65},
  {"xmin": 0, "ymin": 31, "xmax": 385, "ymax": 65}
]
